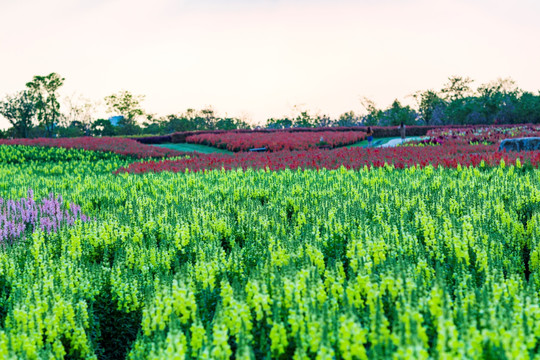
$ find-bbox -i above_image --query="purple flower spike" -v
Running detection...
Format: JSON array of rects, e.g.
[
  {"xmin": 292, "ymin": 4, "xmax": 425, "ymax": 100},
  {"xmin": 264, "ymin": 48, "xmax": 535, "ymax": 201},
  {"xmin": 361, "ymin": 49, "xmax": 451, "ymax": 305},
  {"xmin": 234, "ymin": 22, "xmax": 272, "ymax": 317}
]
[{"xmin": 0, "ymin": 189, "xmax": 91, "ymax": 245}]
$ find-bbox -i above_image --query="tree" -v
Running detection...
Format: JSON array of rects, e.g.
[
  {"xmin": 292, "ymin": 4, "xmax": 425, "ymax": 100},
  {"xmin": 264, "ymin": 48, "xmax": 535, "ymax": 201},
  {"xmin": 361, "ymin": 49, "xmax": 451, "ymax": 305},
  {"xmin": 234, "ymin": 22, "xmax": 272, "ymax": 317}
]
[
  {"xmin": 26, "ymin": 72, "xmax": 65, "ymax": 137},
  {"xmin": 104, "ymin": 90, "xmax": 146, "ymax": 127},
  {"xmin": 62, "ymin": 93, "xmax": 97, "ymax": 135},
  {"xmin": 360, "ymin": 97, "xmax": 382, "ymax": 126},
  {"xmin": 477, "ymin": 78, "xmax": 520, "ymax": 98},
  {"xmin": 476, "ymin": 78, "xmax": 521, "ymax": 124},
  {"xmin": 440, "ymin": 76, "xmax": 474, "ymax": 102},
  {"xmin": 293, "ymin": 111, "xmax": 316, "ymax": 128},
  {"xmin": 91, "ymin": 119, "xmax": 117, "ymax": 136},
  {"xmin": 162, "ymin": 114, "xmax": 197, "ymax": 132},
  {"xmin": 140, "ymin": 113, "xmax": 164, "ymax": 135},
  {"xmin": 515, "ymin": 92, "xmax": 540, "ymax": 124},
  {"xmin": 379, "ymin": 100, "xmax": 418, "ymax": 126},
  {"xmin": 413, "ymin": 90, "xmax": 448, "ymax": 125},
  {"xmin": 335, "ymin": 111, "xmax": 359, "ymax": 127},
  {"xmin": 198, "ymin": 108, "xmax": 217, "ymax": 130},
  {"xmin": 0, "ymin": 91, "xmax": 36, "ymax": 138},
  {"xmin": 265, "ymin": 117, "xmax": 293, "ymax": 129},
  {"xmin": 215, "ymin": 117, "xmax": 251, "ymax": 130},
  {"xmin": 314, "ymin": 114, "xmax": 333, "ymax": 127}
]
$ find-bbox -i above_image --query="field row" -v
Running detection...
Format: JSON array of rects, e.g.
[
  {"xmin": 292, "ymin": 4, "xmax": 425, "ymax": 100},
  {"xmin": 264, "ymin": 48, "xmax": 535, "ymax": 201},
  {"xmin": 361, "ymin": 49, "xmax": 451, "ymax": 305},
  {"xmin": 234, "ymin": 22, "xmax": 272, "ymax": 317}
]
[
  {"xmin": 1, "ymin": 125, "xmax": 539, "ymax": 175},
  {"xmin": 0, "ymin": 156, "xmax": 539, "ymax": 358},
  {"xmin": 185, "ymin": 131, "xmax": 366, "ymax": 152}
]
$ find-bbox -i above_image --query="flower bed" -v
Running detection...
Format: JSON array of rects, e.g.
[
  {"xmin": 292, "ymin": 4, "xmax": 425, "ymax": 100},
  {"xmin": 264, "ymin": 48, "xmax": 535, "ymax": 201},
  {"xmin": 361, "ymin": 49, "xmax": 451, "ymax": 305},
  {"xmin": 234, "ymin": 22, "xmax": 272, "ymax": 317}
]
[
  {"xmin": 118, "ymin": 125, "xmax": 540, "ymax": 173},
  {"xmin": 117, "ymin": 145, "xmax": 540, "ymax": 174},
  {"xmin": 0, "ymin": 137, "xmax": 185, "ymax": 159},
  {"xmin": 185, "ymin": 131, "xmax": 366, "ymax": 152},
  {"xmin": 170, "ymin": 124, "xmax": 519, "ymax": 143},
  {"xmin": 425, "ymin": 125, "xmax": 540, "ymax": 145},
  {"xmin": 3, "ymin": 142, "xmax": 540, "ymax": 358},
  {"xmin": 0, "ymin": 189, "xmax": 90, "ymax": 246}
]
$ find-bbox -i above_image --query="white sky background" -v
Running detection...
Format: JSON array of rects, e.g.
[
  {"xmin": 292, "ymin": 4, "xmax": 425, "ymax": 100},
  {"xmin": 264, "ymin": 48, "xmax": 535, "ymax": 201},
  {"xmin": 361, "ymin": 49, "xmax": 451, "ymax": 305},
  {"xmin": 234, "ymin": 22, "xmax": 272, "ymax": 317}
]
[{"xmin": 0, "ymin": 0, "xmax": 539, "ymax": 129}]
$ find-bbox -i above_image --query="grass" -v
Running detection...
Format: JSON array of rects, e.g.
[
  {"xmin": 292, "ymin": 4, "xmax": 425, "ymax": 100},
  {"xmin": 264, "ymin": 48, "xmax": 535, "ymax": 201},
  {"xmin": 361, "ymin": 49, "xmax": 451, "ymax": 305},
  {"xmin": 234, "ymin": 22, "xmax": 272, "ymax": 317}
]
[
  {"xmin": 153, "ymin": 143, "xmax": 233, "ymax": 154},
  {"xmin": 346, "ymin": 136, "xmax": 424, "ymax": 149},
  {"xmin": 346, "ymin": 137, "xmax": 400, "ymax": 148}
]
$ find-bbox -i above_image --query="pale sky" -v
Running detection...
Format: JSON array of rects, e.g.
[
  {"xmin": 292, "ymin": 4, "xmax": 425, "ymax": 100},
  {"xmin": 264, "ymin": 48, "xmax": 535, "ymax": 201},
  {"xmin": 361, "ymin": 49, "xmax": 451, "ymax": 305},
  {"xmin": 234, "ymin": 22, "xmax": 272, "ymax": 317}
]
[{"xmin": 1, "ymin": 0, "xmax": 539, "ymax": 129}]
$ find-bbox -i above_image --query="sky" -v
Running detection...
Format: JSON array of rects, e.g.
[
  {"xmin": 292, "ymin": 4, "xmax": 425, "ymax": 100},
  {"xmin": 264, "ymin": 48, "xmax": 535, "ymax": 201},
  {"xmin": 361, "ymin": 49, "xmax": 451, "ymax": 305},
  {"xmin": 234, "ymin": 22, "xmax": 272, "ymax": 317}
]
[{"xmin": 1, "ymin": 0, "xmax": 539, "ymax": 129}]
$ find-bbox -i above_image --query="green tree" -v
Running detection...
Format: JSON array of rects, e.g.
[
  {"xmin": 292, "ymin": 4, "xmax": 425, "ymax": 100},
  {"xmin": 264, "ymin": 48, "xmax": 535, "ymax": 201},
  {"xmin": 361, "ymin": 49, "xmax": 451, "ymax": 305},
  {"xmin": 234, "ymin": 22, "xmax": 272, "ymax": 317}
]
[
  {"xmin": 360, "ymin": 97, "xmax": 382, "ymax": 126},
  {"xmin": 104, "ymin": 91, "xmax": 146, "ymax": 127},
  {"xmin": 25, "ymin": 72, "xmax": 65, "ymax": 137},
  {"xmin": 215, "ymin": 117, "xmax": 251, "ymax": 130},
  {"xmin": 179, "ymin": 108, "xmax": 218, "ymax": 130},
  {"xmin": 162, "ymin": 114, "xmax": 197, "ymax": 132},
  {"xmin": 199, "ymin": 108, "xmax": 217, "ymax": 130},
  {"xmin": 515, "ymin": 92, "xmax": 540, "ymax": 124},
  {"xmin": 265, "ymin": 117, "xmax": 293, "ymax": 129},
  {"xmin": 62, "ymin": 94, "xmax": 97, "ymax": 135},
  {"xmin": 379, "ymin": 100, "xmax": 418, "ymax": 126},
  {"xmin": 476, "ymin": 78, "xmax": 521, "ymax": 124},
  {"xmin": 314, "ymin": 114, "xmax": 333, "ymax": 127},
  {"xmin": 440, "ymin": 76, "xmax": 474, "ymax": 102},
  {"xmin": 414, "ymin": 90, "xmax": 447, "ymax": 125},
  {"xmin": 141, "ymin": 114, "xmax": 165, "ymax": 135},
  {"xmin": 335, "ymin": 111, "xmax": 358, "ymax": 127},
  {"xmin": 0, "ymin": 90, "xmax": 36, "ymax": 138},
  {"xmin": 293, "ymin": 111, "xmax": 316, "ymax": 128},
  {"xmin": 91, "ymin": 119, "xmax": 117, "ymax": 136}
]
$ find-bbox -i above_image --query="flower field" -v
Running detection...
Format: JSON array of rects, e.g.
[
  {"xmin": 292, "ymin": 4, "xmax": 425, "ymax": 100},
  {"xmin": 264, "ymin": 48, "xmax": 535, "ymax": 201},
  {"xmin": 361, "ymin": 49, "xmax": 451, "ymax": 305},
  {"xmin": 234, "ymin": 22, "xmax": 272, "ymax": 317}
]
[
  {"xmin": 185, "ymin": 131, "xmax": 366, "ymax": 152},
  {"xmin": 0, "ymin": 137, "xmax": 185, "ymax": 159},
  {"xmin": 426, "ymin": 124, "xmax": 540, "ymax": 145},
  {"xmin": 0, "ymin": 125, "xmax": 539, "ymax": 359},
  {"xmin": 119, "ymin": 144, "xmax": 540, "ymax": 174},
  {"xmin": 121, "ymin": 125, "xmax": 540, "ymax": 174},
  {"xmin": 0, "ymin": 190, "xmax": 90, "ymax": 245}
]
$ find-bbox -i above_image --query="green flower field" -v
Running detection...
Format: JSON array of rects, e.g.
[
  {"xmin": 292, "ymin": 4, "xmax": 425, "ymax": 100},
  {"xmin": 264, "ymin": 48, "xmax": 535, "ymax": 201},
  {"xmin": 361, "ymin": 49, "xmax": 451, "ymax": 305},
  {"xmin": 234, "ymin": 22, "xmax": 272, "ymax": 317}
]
[{"xmin": 1, "ymin": 139, "xmax": 540, "ymax": 359}]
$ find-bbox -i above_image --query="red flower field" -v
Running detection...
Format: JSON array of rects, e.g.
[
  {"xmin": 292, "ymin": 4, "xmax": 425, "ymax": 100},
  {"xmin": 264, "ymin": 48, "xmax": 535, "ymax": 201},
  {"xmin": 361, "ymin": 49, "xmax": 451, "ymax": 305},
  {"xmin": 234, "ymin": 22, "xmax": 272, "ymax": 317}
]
[
  {"xmin": 185, "ymin": 130, "xmax": 366, "ymax": 152},
  {"xmin": 116, "ymin": 145, "xmax": 540, "ymax": 174},
  {"xmin": 0, "ymin": 137, "xmax": 185, "ymax": 159},
  {"xmin": 117, "ymin": 125, "xmax": 540, "ymax": 174},
  {"xmin": 2, "ymin": 125, "xmax": 539, "ymax": 173}
]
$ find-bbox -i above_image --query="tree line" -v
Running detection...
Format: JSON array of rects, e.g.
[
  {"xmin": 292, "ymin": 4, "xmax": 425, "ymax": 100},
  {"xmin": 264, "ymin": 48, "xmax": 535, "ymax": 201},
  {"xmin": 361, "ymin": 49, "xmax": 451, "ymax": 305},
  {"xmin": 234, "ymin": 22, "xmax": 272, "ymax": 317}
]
[
  {"xmin": 0, "ymin": 73, "xmax": 252, "ymax": 138},
  {"xmin": 267, "ymin": 77, "xmax": 540, "ymax": 128},
  {"xmin": 1, "ymin": 73, "xmax": 540, "ymax": 138}
]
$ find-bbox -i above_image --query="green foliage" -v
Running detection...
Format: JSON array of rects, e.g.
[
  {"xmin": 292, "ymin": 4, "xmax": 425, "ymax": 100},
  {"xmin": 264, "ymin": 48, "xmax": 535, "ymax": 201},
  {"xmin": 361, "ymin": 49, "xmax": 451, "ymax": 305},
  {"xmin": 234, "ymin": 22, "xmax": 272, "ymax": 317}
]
[
  {"xmin": 57, "ymin": 124, "xmax": 85, "ymax": 138},
  {"xmin": 266, "ymin": 109, "xmax": 334, "ymax": 129},
  {"xmin": 3, "ymin": 75, "xmax": 540, "ymax": 140},
  {"xmin": 379, "ymin": 100, "xmax": 418, "ymax": 126},
  {"xmin": 360, "ymin": 97, "xmax": 383, "ymax": 126},
  {"xmin": 335, "ymin": 111, "xmax": 360, "ymax": 127},
  {"xmin": 147, "ymin": 109, "xmax": 252, "ymax": 134},
  {"xmin": 25, "ymin": 73, "xmax": 65, "ymax": 137},
  {"xmin": 91, "ymin": 285, "xmax": 142, "ymax": 360},
  {"xmin": 266, "ymin": 117, "xmax": 294, "ymax": 129},
  {"xmin": 104, "ymin": 91, "xmax": 146, "ymax": 128},
  {"xmin": 1, "ymin": 148, "xmax": 540, "ymax": 358},
  {"xmin": 411, "ymin": 77, "xmax": 540, "ymax": 126},
  {"xmin": 0, "ymin": 91, "xmax": 36, "ymax": 138},
  {"xmin": 91, "ymin": 119, "xmax": 118, "ymax": 137},
  {"xmin": 515, "ymin": 92, "xmax": 540, "ymax": 124},
  {"xmin": 0, "ymin": 144, "xmax": 127, "ymax": 165},
  {"xmin": 440, "ymin": 75, "xmax": 474, "ymax": 102},
  {"xmin": 414, "ymin": 90, "xmax": 447, "ymax": 125}
]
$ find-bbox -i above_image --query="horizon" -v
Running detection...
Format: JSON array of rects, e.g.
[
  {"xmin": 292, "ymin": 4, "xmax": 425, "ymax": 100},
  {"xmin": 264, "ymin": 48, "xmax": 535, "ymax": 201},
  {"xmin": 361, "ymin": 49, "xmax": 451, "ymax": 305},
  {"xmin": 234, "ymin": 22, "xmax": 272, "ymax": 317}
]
[{"xmin": 1, "ymin": 0, "xmax": 539, "ymax": 130}]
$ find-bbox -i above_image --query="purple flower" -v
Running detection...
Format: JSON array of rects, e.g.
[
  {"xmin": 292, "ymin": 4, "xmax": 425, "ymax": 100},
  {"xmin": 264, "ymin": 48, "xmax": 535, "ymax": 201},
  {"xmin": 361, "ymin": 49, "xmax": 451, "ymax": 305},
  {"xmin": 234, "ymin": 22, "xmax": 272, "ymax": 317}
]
[{"xmin": 0, "ymin": 190, "xmax": 91, "ymax": 245}]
